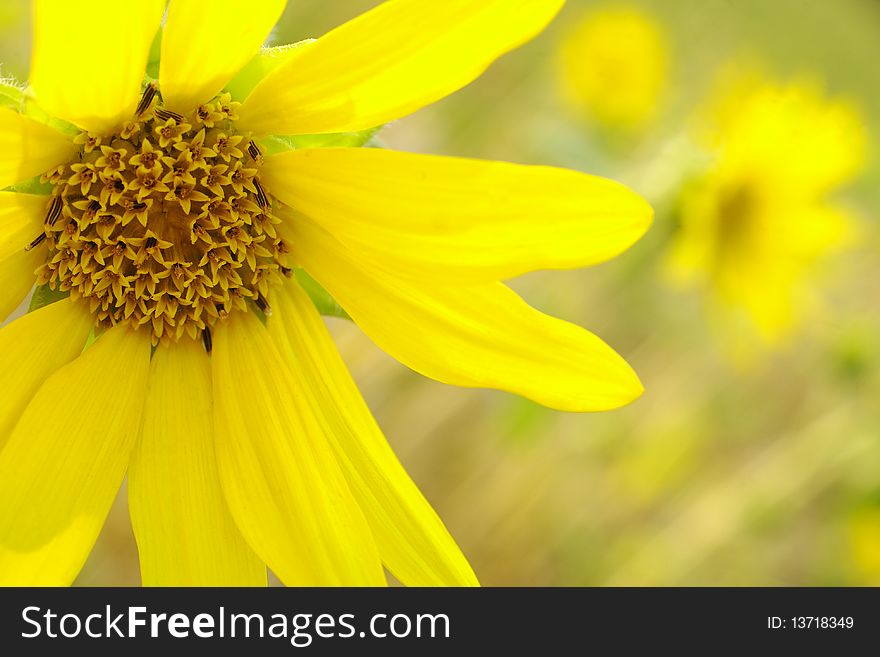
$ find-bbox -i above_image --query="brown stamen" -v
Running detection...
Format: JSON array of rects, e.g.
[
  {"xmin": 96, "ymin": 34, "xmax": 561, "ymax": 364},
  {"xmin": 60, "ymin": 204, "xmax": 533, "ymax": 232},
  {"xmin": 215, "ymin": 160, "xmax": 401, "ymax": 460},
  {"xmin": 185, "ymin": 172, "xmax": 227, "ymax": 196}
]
[
  {"xmin": 201, "ymin": 326, "xmax": 213, "ymax": 353},
  {"xmin": 45, "ymin": 196, "xmax": 63, "ymax": 226},
  {"xmin": 254, "ymin": 178, "xmax": 269, "ymax": 209},
  {"xmin": 135, "ymin": 82, "xmax": 158, "ymax": 117},
  {"xmin": 255, "ymin": 294, "xmax": 271, "ymax": 316},
  {"xmin": 155, "ymin": 108, "xmax": 184, "ymax": 124},
  {"xmin": 25, "ymin": 232, "xmax": 47, "ymax": 251}
]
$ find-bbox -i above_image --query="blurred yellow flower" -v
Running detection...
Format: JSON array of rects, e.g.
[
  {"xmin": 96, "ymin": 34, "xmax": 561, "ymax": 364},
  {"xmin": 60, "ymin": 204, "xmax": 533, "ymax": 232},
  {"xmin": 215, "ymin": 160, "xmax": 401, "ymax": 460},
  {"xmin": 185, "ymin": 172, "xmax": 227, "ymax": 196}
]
[
  {"xmin": 666, "ymin": 70, "xmax": 866, "ymax": 344},
  {"xmin": 849, "ymin": 507, "xmax": 880, "ymax": 584},
  {"xmin": 0, "ymin": 0, "xmax": 651, "ymax": 586},
  {"xmin": 556, "ymin": 4, "xmax": 668, "ymax": 131}
]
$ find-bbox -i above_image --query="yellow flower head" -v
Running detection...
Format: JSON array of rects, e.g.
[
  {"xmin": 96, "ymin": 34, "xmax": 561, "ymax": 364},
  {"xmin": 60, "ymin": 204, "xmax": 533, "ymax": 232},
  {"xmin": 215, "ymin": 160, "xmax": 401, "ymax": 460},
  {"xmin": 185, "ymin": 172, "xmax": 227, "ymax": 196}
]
[
  {"xmin": 666, "ymin": 68, "xmax": 866, "ymax": 344},
  {"xmin": 557, "ymin": 4, "xmax": 669, "ymax": 131},
  {"xmin": 0, "ymin": 0, "xmax": 651, "ymax": 586}
]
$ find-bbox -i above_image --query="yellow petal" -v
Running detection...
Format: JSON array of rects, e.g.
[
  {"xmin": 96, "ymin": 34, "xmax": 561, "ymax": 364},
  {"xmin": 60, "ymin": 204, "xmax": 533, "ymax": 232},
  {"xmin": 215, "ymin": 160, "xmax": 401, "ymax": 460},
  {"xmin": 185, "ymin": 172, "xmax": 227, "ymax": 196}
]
[
  {"xmin": 212, "ymin": 312, "xmax": 385, "ymax": 586},
  {"xmin": 264, "ymin": 148, "xmax": 652, "ymax": 282},
  {"xmin": 238, "ymin": 0, "xmax": 564, "ymax": 135},
  {"xmin": 0, "ymin": 325, "xmax": 150, "ymax": 585},
  {"xmin": 30, "ymin": 0, "xmax": 165, "ymax": 135},
  {"xmin": 268, "ymin": 281, "xmax": 478, "ymax": 586},
  {"xmin": 0, "ymin": 108, "xmax": 74, "ymax": 188},
  {"xmin": 0, "ymin": 247, "xmax": 38, "ymax": 323},
  {"xmin": 160, "ymin": 0, "xmax": 286, "ymax": 113},
  {"xmin": 0, "ymin": 298, "xmax": 92, "ymax": 450},
  {"xmin": 0, "ymin": 192, "xmax": 50, "ymax": 320},
  {"xmin": 129, "ymin": 339, "xmax": 267, "ymax": 586},
  {"xmin": 290, "ymin": 218, "xmax": 644, "ymax": 412}
]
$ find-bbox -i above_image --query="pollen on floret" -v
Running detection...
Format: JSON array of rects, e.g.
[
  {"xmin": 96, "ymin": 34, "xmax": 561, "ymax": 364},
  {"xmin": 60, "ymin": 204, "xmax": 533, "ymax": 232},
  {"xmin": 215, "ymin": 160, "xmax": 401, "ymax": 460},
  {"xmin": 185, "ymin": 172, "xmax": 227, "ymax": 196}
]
[{"xmin": 32, "ymin": 85, "xmax": 291, "ymax": 345}]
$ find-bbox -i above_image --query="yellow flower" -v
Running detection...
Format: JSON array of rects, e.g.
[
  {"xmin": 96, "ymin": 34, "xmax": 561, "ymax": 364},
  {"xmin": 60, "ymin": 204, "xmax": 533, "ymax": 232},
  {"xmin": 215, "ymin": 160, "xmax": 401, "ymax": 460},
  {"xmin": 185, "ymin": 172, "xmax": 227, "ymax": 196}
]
[
  {"xmin": 0, "ymin": 0, "xmax": 651, "ymax": 586},
  {"xmin": 556, "ymin": 4, "xmax": 668, "ymax": 131},
  {"xmin": 666, "ymin": 70, "xmax": 866, "ymax": 344},
  {"xmin": 849, "ymin": 506, "xmax": 880, "ymax": 584}
]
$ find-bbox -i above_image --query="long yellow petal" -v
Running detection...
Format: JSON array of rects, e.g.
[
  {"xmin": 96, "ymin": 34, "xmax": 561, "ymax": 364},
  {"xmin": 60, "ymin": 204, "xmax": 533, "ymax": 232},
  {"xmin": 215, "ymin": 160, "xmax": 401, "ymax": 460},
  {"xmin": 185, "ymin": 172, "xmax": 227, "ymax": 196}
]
[
  {"xmin": 264, "ymin": 148, "xmax": 652, "ymax": 282},
  {"xmin": 129, "ymin": 340, "xmax": 267, "ymax": 586},
  {"xmin": 268, "ymin": 282, "xmax": 478, "ymax": 586},
  {"xmin": 238, "ymin": 0, "xmax": 564, "ymax": 135},
  {"xmin": 290, "ymin": 218, "xmax": 643, "ymax": 412},
  {"xmin": 0, "ymin": 325, "xmax": 151, "ymax": 585},
  {"xmin": 30, "ymin": 0, "xmax": 165, "ymax": 135},
  {"xmin": 0, "ymin": 299, "xmax": 92, "ymax": 449},
  {"xmin": 0, "ymin": 108, "xmax": 74, "ymax": 188},
  {"xmin": 0, "ymin": 192, "xmax": 50, "ymax": 320},
  {"xmin": 160, "ymin": 0, "xmax": 286, "ymax": 113},
  {"xmin": 212, "ymin": 312, "xmax": 385, "ymax": 586}
]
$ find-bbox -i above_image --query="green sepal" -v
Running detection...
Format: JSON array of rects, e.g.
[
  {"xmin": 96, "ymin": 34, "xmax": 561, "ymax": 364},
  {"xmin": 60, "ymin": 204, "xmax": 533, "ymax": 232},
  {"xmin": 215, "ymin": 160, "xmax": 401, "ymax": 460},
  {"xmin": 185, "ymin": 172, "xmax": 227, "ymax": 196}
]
[
  {"xmin": 146, "ymin": 27, "xmax": 163, "ymax": 80},
  {"xmin": 3, "ymin": 175, "xmax": 52, "ymax": 195},
  {"xmin": 23, "ymin": 100, "xmax": 79, "ymax": 137},
  {"xmin": 283, "ymin": 125, "xmax": 384, "ymax": 150},
  {"xmin": 0, "ymin": 73, "xmax": 78, "ymax": 135},
  {"xmin": 0, "ymin": 79, "xmax": 24, "ymax": 110},
  {"xmin": 258, "ymin": 124, "xmax": 384, "ymax": 156},
  {"xmin": 225, "ymin": 40, "xmax": 316, "ymax": 102},
  {"xmin": 294, "ymin": 269, "xmax": 350, "ymax": 320},
  {"xmin": 28, "ymin": 284, "xmax": 69, "ymax": 313}
]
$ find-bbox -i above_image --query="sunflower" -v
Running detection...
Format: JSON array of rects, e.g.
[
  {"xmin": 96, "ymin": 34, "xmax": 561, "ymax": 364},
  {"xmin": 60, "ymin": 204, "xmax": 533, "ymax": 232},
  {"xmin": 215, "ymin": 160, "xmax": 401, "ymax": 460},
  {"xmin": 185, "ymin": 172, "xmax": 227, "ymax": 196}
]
[
  {"xmin": 666, "ymin": 69, "xmax": 865, "ymax": 346},
  {"xmin": 0, "ymin": 0, "xmax": 651, "ymax": 586}
]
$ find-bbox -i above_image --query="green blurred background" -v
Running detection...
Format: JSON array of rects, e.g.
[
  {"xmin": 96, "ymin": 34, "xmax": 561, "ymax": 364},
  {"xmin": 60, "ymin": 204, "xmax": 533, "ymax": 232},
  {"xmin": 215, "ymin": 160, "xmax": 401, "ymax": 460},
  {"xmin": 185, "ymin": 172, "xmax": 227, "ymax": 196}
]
[{"xmin": 3, "ymin": 0, "xmax": 879, "ymax": 586}]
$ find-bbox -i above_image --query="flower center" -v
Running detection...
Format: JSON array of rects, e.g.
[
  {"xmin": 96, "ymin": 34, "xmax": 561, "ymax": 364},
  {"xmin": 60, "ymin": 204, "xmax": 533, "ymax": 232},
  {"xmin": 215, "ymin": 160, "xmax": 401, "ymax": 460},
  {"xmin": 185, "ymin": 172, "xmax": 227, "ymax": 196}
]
[
  {"xmin": 32, "ymin": 84, "xmax": 291, "ymax": 347},
  {"xmin": 716, "ymin": 182, "xmax": 759, "ymax": 252}
]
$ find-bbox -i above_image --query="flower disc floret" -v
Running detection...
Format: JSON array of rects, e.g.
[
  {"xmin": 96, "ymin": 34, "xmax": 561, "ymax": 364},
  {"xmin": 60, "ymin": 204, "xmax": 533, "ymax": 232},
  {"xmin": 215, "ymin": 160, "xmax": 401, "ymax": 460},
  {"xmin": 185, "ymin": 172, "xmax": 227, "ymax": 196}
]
[{"xmin": 35, "ymin": 86, "xmax": 290, "ymax": 344}]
